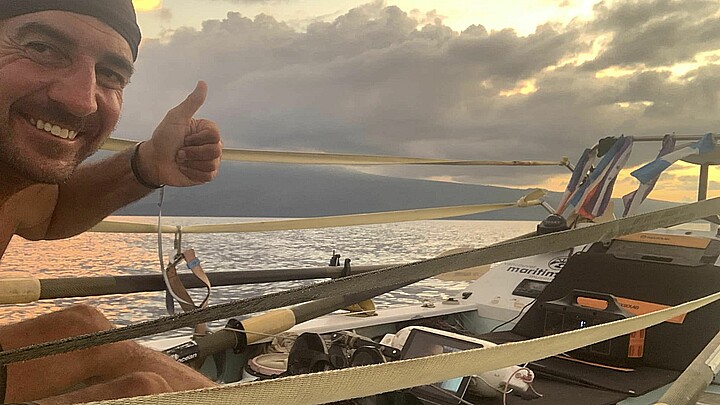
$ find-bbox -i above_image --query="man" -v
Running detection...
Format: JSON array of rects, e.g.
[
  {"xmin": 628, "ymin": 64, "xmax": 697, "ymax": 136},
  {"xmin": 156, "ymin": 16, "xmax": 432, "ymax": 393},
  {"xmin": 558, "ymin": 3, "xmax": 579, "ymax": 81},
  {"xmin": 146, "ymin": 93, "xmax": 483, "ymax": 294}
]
[{"xmin": 0, "ymin": 1, "xmax": 223, "ymax": 403}]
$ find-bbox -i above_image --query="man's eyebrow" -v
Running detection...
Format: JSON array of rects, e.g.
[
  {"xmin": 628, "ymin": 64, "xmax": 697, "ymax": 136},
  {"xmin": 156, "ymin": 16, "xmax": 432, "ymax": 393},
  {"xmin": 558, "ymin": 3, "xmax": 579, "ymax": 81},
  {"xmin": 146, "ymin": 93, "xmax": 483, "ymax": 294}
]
[
  {"xmin": 16, "ymin": 21, "xmax": 135, "ymax": 78},
  {"xmin": 16, "ymin": 22, "xmax": 77, "ymax": 48}
]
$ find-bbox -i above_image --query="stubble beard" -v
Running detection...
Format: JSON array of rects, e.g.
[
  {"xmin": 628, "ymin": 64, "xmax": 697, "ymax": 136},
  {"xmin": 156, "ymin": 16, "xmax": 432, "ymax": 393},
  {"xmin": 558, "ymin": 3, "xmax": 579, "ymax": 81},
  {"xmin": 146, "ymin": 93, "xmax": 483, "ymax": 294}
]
[{"xmin": 0, "ymin": 122, "xmax": 104, "ymax": 185}]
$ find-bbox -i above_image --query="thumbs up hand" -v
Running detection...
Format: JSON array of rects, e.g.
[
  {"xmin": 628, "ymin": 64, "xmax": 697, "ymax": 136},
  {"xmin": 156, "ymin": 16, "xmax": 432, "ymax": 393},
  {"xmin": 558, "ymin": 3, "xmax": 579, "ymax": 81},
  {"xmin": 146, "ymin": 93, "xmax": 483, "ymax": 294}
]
[{"xmin": 138, "ymin": 81, "xmax": 223, "ymax": 187}]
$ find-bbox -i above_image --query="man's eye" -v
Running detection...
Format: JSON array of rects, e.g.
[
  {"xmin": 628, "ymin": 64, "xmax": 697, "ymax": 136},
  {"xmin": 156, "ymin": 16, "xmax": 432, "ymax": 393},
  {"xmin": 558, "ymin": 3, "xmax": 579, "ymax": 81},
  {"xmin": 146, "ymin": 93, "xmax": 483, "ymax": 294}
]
[
  {"xmin": 97, "ymin": 67, "xmax": 128, "ymax": 89},
  {"xmin": 24, "ymin": 41, "xmax": 66, "ymax": 65},
  {"xmin": 26, "ymin": 41, "xmax": 54, "ymax": 54}
]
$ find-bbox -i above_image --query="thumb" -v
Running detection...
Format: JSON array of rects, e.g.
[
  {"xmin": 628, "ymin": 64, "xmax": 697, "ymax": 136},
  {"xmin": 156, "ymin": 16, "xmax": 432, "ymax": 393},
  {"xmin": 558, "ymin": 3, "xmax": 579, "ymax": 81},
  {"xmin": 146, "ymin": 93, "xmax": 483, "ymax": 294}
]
[{"xmin": 167, "ymin": 81, "xmax": 208, "ymax": 120}]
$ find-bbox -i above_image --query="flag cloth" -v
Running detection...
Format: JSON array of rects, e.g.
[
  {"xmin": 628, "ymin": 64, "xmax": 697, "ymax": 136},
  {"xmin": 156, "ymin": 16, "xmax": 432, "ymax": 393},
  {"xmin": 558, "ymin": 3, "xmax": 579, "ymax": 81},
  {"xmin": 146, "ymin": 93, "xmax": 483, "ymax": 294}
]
[
  {"xmin": 573, "ymin": 136, "xmax": 633, "ymax": 219},
  {"xmin": 622, "ymin": 135, "xmax": 676, "ymax": 217},
  {"xmin": 568, "ymin": 137, "xmax": 625, "ymax": 209},
  {"xmin": 556, "ymin": 146, "xmax": 597, "ymax": 215},
  {"xmin": 631, "ymin": 133, "xmax": 714, "ymax": 184},
  {"xmin": 565, "ymin": 136, "xmax": 633, "ymax": 219}
]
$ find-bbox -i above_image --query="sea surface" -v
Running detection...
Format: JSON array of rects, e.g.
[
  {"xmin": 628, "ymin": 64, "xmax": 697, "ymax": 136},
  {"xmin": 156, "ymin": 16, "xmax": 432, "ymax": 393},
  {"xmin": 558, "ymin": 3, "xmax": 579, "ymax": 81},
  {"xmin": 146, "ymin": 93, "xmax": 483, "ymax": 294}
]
[{"xmin": 0, "ymin": 217, "xmax": 536, "ymax": 340}]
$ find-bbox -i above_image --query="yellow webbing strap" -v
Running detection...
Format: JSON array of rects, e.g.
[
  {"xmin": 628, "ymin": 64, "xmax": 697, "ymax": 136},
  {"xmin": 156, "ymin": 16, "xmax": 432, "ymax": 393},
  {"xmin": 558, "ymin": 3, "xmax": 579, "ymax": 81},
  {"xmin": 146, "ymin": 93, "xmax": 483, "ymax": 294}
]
[
  {"xmin": 84, "ymin": 288, "xmax": 720, "ymax": 405},
  {"xmin": 89, "ymin": 221, "xmax": 176, "ymax": 234},
  {"xmin": 180, "ymin": 202, "xmax": 526, "ymax": 233},
  {"xmin": 90, "ymin": 199, "xmax": 540, "ymax": 234},
  {"xmin": 101, "ymin": 137, "xmax": 566, "ymax": 166}
]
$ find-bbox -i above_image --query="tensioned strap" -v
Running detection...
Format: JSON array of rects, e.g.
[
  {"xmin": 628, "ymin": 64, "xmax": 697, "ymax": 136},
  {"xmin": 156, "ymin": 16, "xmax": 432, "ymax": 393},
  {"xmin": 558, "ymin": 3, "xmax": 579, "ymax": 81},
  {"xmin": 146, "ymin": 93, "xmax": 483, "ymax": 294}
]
[
  {"xmin": 89, "ymin": 221, "xmax": 176, "ymax": 234},
  {"xmin": 89, "ymin": 198, "xmax": 540, "ymax": 234},
  {"xmin": 0, "ymin": 197, "xmax": 718, "ymax": 366},
  {"xmin": 655, "ymin": 330, "xmax": 720, "ymax": 405},
  {"xmin": 83, "ymin": 288, "xmax": 720, "ymax": 405},
  {"xmin": 101, "ymin": 137, "xmax": 567, "ymax": 166}
]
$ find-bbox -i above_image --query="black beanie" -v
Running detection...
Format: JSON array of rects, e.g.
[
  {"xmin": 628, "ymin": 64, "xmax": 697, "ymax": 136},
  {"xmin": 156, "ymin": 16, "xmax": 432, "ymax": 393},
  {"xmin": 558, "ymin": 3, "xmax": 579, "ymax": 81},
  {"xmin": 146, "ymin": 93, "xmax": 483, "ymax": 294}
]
[{"xmin": 0, "ymin": 0, "xmax": 141, "ymax": 60}]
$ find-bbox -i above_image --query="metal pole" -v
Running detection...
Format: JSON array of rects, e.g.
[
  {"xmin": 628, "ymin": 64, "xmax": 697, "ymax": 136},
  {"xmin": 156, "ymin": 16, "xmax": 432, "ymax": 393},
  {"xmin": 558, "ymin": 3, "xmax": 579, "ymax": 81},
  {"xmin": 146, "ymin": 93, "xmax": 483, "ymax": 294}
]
[
  {"xmin": 634, "ymin": 134, "xmax": 714, "ymax": 142},
  {"xmin": 699, "ymin": 164, "xmax": 710, "ymax": 201}
]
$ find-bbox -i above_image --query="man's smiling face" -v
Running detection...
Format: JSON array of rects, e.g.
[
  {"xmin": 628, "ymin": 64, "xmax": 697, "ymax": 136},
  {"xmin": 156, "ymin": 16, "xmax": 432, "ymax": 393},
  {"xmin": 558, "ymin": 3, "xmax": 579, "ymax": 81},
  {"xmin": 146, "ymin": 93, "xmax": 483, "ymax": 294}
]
[{"xmin": 0, "ymin": 10, "xmax": 134, "ymax": 184}]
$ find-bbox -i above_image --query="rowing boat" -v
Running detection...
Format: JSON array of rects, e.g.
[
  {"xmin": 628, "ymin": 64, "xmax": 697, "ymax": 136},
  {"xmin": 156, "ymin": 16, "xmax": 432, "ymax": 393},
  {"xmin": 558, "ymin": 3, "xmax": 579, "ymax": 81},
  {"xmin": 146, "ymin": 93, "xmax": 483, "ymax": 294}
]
[{"xmin": 4, "ymin": 134, "xmax": 720, "ymax": 404}]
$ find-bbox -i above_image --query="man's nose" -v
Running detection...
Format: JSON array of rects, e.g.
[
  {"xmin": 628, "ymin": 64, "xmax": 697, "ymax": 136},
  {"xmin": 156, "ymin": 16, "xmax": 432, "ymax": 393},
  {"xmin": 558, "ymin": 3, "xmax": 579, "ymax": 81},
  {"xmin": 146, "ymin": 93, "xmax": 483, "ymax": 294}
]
[{"xmin": 47, "ymin": 61, "xmax": 98, "ymax": 117}]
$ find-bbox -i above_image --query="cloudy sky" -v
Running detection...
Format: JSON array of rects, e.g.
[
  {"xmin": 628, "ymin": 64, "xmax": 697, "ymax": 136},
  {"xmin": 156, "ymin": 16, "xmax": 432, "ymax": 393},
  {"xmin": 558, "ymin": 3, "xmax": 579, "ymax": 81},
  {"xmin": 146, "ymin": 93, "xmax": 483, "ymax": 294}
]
[{"xmin": 122, "ymin": 0, "xmax": 720, "ymax": 202}]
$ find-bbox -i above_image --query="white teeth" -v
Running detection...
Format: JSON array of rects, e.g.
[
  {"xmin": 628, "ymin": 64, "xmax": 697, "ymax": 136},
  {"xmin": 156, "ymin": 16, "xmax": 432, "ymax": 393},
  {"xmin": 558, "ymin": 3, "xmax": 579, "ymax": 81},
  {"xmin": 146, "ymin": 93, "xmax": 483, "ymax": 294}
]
[{"xmin": 30, "ymin": 118, "xmax": 77, "ymax": 140}]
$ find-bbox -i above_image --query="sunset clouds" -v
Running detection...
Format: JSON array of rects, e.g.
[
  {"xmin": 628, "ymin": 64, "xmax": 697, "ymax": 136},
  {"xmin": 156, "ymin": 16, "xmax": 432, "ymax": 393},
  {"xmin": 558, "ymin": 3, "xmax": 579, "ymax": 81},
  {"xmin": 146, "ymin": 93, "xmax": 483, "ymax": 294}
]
[{"xmin": 119, "ymin": 1, "xmax": 720, "ymax": 201}]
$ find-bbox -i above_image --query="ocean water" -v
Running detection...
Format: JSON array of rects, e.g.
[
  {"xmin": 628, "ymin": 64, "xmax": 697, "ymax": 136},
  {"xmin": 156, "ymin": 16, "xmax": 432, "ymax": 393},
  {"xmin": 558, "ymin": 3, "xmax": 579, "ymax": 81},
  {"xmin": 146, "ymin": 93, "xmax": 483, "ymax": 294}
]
[{"xmin": 0, "ymin": 217, "xmax": 536, "ymax": 339}]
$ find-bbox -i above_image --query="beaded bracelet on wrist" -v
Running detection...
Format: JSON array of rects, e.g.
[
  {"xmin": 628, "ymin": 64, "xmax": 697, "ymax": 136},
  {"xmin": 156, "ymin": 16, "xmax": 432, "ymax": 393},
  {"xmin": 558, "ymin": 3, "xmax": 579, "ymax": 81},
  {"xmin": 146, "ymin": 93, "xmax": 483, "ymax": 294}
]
[{"xmin": 130, "ymin": 141, "xmax": 164, "ymax": 189}]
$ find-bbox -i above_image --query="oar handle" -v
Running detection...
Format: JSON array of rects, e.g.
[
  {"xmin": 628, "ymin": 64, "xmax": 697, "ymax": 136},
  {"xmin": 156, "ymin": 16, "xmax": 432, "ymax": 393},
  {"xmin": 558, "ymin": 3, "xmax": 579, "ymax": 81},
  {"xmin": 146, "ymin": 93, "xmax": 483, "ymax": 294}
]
[
  {"xmin": 241, "ymin": 309, "xmax": 297, "ymax": 344},
  {"xmin": 0, "ymin": 277, "xmax": 41, "ymax": 304},
  {"xmin": 167, "ymin": 309, "xmax": 297, "ymax": 363}
]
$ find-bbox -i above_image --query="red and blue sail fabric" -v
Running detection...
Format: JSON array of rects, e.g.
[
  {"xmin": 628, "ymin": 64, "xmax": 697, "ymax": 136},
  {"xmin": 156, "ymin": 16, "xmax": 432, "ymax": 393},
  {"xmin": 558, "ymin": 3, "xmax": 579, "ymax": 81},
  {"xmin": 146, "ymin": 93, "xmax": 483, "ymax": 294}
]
[
  {"xmin": 574, "ymin": 136, "xmax": 633, "ymax": 219},
  {"xmin": 622, "ymin": 133, "xmax": 715, "ymax": 216},
  {"xmin": 558, "ymin": 136, "xmax": 633, "ymax": 220},
  {"xmin": 556, "ymin": 145, "xmax": 598, "ymax": 216}
]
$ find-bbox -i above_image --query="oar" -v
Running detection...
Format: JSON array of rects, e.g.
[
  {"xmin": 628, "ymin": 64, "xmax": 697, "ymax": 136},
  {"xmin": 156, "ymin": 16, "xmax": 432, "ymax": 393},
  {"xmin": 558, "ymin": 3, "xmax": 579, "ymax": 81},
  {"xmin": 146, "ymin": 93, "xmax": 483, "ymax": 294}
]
[
  {"xmin": 1, "ymin": 213, "xmax": 545, "ymax": 303},
  {"xmin": 0, "ymin": 240, "xmax": 503, "ymax": 302},
  {"xmin": 0, "ymin": 238, "xmax": 515, "ymax": 302},
  {"xmin": 0, "ymin": 265, "xmax": 394, "ymax": 305}
]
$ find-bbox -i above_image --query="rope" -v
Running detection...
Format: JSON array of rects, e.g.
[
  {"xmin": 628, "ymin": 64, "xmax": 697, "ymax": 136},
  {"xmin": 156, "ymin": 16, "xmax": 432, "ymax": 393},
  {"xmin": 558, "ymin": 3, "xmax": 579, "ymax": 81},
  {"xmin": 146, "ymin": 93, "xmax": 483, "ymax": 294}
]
[
  {"xmin": 101, "ymin": 137, "xmax": 566, "ymax": 166},
  {"xmin": 1, "ymin": 196, "xmax": 718, "ymax": 365},
  {"xmin": 83, "ymin": 288, "xmax": 720, "ymax": 404}
]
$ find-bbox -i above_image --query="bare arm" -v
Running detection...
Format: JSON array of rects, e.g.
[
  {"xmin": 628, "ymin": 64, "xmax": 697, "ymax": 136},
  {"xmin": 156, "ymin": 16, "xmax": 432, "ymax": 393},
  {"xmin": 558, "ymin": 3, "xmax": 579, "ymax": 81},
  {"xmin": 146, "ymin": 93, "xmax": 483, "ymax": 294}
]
[
  {"xmin": 16, "ymin": 81, "xmax": 222, "ymax": 240},
  {"xmin": 41, "ymin": 147, "xmax": 152, "ymax": 239}
]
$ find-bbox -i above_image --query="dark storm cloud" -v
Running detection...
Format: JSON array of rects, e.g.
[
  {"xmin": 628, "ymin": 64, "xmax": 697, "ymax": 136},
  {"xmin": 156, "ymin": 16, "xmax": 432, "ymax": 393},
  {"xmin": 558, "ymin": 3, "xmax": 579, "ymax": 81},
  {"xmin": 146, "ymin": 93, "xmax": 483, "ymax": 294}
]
[
  {"xmin": 585, "ymin": 0, "xmax": 720, "ymax": 69},
  {"xmin": 117, "ymin": 1, "xmax": 720, "ymax": 188}
]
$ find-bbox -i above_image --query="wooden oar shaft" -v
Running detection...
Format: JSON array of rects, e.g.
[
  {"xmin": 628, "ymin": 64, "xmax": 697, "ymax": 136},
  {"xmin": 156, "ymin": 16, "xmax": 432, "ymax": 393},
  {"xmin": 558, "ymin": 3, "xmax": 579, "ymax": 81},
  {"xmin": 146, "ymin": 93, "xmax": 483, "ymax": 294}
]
[{"xmin": 36, "ymin": 265, "xmax": 392, "ymax": 300}]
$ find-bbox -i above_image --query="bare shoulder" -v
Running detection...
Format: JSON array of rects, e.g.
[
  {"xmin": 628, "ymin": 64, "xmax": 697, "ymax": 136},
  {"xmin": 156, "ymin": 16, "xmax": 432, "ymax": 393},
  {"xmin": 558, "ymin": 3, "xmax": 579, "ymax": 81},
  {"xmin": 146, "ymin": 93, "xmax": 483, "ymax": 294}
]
[{"xmin": 6, "ymin": 184, "xmax": 59, "ymax": 239}]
